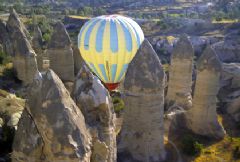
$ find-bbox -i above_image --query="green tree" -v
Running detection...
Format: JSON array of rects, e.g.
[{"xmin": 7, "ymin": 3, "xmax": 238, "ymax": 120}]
[
  {"xmin": 181, "ymin": 135, "xmax": 203, "ymax": 156},
  {"xmin": 94, "ymin": 7, "xmax": 106, "ymax": 16},
  {"xmin": 78, "ymin": 6, "xmax": 93, "ymax": 16}
]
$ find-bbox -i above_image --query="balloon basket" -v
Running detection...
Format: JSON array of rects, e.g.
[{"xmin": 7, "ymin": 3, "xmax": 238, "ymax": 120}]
[{"xmin": 105, "ymin": 83, "xmax": 120, "ymax": 91}]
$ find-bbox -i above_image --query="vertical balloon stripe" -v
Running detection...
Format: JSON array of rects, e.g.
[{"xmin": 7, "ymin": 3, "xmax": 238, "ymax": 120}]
[
  {"xmin": 118, "ymin": 19, "xmax": 132, "ymax": 52},
  {"xmin": 124, "ymin": 17, "xmax": 144, "ymax": 43},
  {"xmin": 114, "ymin": 19, "xmax": 125, "ymax": 83},
  {"xmin": 99, "ymin": 64, "xmax": 108, "ymax": 82},
  {"xmin": 117, "ymin": 64, "xmax": 129, "ymax": 81},
  {"xmin": 89, "ymin": 62, "xmax": 101, "ymax": 78},
  {"xmin": 111, "ymin": 64, "xmax": 117, "ymax": 82},
  {"xmin": 110, "ymin": 20, "xmax": 118, "ymax": 53},
  {"xmin": 84, "ymin": 19, "xmax": 100, "ymax": 50},
  {"xmin": 123, "ymin": 18, "xmax": 141, "ymax": 47},
  {"xmin": 95, "ymin": 20, "xmax": 106, "ymax": 53},
  {"xmin": 79, "ymin": 15, "xmax": 145, "ymax": 84},
  {"xmin": 78, "ymin": 30, "xmax": 82, "ymax": 48},
  {"xmin": 78, "ymin": 21, "xmax": 91, "ymax": 48}
]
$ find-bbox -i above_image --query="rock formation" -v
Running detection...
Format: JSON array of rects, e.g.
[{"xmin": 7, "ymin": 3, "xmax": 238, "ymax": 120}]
[
  {"xmin": 186, "ymin": 46, "xmax": 226, "ymax": 139},
  {"xmin": 166, "ymin": 35, "xmax": 194, "ymax": 109},
  {"xmin": 0, "ymin": 20, "xmax": 13, "ymax": 56},
  {"xmin": 219, "ymin": 63, "xmax": 240, "ymax": 121},
  {"xmin": 213, "ymin": 31, "xmax": 240, "ymax": 63},
  {"xmin": 73, "ymin": 65, "xmax": 116, "ymax": 162},
  {"xmin": 47, "ymin": 22, "xmax": 74, "ymax": 82},
  {"xmin": 72, "ymin": 45, "xmax": 84, "ymax": 75},
  {"xmin": 6, "ymin": 9, "xmax": 38, "ymax": 84},
  {"xmin": 118, "ymin": 39, "xmax": 166, "ymax": 162},
  {"xmin": 32, "ymin": 26, "xmax": 44, "ymax": 71},
  {"xmin": 11, "ymin": 110, "xmax": 44, "ymax": 162},
  {"xmin": 7, "ymin": 9, "xmax": 31, "ymax": 41},
  {"xmin": 0, "ymin": 90, "xmax": 25, "ymax": 129},
  {"xmin": 0, "ymin": 90, "xmax": 25, "ymax": 162},
  {"xmin": 12, "ymin": 70, "xmax": 92, "ymax": 162}
]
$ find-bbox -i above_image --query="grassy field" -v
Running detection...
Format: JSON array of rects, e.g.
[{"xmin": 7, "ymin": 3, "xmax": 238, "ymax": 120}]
[
  {"xmin": 194, "ymin": 136, "xmax": 240, "ymax": 162},
  {"xmin": 212, "ymin": 19, "xmax": 239, "ymax": 24},
  {"xmin": 68, "ymin": 15, "xmax": 91, "ymax": 20},
  {"xmin": 166, "ymin": 114, "xmax": 240, "ymax": 162},
  {"xmin": 192, "ymin": 115, "xmax": 240, "ymax": 162}
]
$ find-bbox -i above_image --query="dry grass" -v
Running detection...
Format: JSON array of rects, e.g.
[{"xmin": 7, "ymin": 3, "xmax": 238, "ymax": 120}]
[
  {"xmin": 0, "ymin": 63, "xmax": 13, "ymax": 77},
  {"xmin": 0, "ymin": 89, "xmax": 25, "ymax": 116},
  {"xmin": 212, "ymin": 19, "xmax": 239, "ymax": 24},
  {"xmin": 194, "ymin": 136, "xmax": 240, "ymax": 162},
  {"xmin": 193, "ymin": 115, "xmax": 240, "ymax": 162},
  {"xmin": 68, "ymin": 15, "xmax": 91, "ymax": 20}
]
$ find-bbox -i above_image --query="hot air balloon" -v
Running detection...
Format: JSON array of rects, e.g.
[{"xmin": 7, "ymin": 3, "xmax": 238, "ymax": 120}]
[{"xmin": 78, "ymin": 15, "xmax": 144, "ymax": 90}]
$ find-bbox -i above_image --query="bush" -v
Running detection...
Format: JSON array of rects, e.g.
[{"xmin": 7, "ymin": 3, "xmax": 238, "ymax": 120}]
[
  {"xmin": 112, "ymin": 96, "xmax": 124, "ymax": 114},
  {"xmin": 233, "ymin": 146, "xmax": 240, "ymax": 159},
  {"xmin": 78, "ymin": 6, "xmax": 93, "ymax": 16},
  {"xmin": 0, "ymin": 51, "xmax": 11, "ymax": 65},
  {"xmin": 181, "ymin": 135, "xmax": 203, "ymax": 156},
  {"xmin": 94, "ymin": 7, "xmax": 106, "ymax": 16},
  {"xmin": 42, "ymin": 33, "xmax": 51, "ymax": 42},
  {"xmin": 216, "ymin": 17, "xmax": 223, "ymax": 22},
  {"xmin": 2, "ymin": 66, "xmax": 16, "ymax": 79},
  {"xmin": 0, "ymin": 112, "xmax": 15, "ymax": 152},
  {"xmin": 157, "ymin": 20, "xmax": 169, "ymax": 30}
]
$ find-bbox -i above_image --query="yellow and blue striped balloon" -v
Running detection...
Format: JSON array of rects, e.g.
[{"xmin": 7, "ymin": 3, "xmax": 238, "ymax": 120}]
[{"xmin": 78, "ymin": 15, "xmax": 144, "ymax": 88}]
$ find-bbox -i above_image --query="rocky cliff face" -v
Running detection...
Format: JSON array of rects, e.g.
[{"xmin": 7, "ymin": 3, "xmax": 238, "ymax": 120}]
[
  {"xmin": 47, "ymin": 22, "xmax": 74, "ymax": 82},
  {"xmin": 219, "ymin": 63, "xmax": 240, "ymax": 122},
  {"xmin": 73, "ymin": 65, "xmax": 116, "ymax": 162},
  {"xmin": 32, "ymin": 26, "xmax": 44, "ymax": 71},
  {"xmin": 12, "ymin": 70, "xmax": 92, "ymax": 162},
  {"xmin": 12, "ymin": 110, "xmax": 44, "ymax": 162},
  {"xmin": 118, "ymin": 39, "xmax": 166, "ymax": 162},
  {"xmin": 72, "ymin": 45, "xmax": 84, "ymax": 75},
  {"xmin": 0, "ymin": 20, "xmax": 13, "ymax": 56},
  {"xmin": 6, "ymin": 9, "xmax": 31, "ymax": 41},
  {"xmin": 6, "ymin": 9, "xmax": 38, "ymax": 85},
  {"xmin": 213, "ymin": 31, "xmax": 240, "ymax": 63},
  {"xmin": 186, "ymin": 46, "xmax": 226, "ymax": 139},
  {"xmin": 166, "ymin": 35, "xmax": 194, "ymax": 109}
]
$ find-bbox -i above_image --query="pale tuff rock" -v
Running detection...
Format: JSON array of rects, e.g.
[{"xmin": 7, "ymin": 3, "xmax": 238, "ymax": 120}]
[
  {"xmin": 12, "ymin": 70, "xmax": 92, "ymax": 162},
  {"xmin": 213, "ymin": 31, "xmax": 240, "ymax": 62},
  {"xmin": 6, "ymin": 9, "xmax": 38, "ymax": 84},
  {"xmin": 7, "ymin": 9, "xmax": 31, "ymax": 41},
  {"xmin": 186, "ymin": 46, "xmax": 226, "ymax": 139},
  {"xmin": 32, "ymin": 26, "xmax": 44, "ymax": 71},
  {"xmin": 72, "ymin": 45, "xmax": 84, "ymax": 75},
  {"xmin": 166, "ymin": 34, "xmax": 194, "ymax": 109},
  {"xmin": 47, "ymin": 22, "xmax": 74, "ymax": 82},
  {"xmin": 118, "ymin": 39, "xmax": 166, "ymax": 162},
  {"xmin": 0, "ymin": 20, "xmax": 13, "ymax": 56},
  {"xmin": 73, "ymin": 65, "xmax": 116, "ymax": 162},
  {"xmin": 12, "ymin": 111, "xmax": 44, "ymax": 162},
  {"xmin": 219, "ymin": 63, "xmax": 240, "ymax": 122},
  {"xmin": 0, "ymin": 90, "xmax": 25, "ymax": 130}
]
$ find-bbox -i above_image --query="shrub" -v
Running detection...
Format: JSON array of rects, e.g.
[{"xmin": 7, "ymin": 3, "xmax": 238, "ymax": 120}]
[
  {"xmin": 78, "ymin": 6, "xmax": 93, "ymax": 16},
  {"xmin": 233, "ymin": 146, "xmax": 240, "ymax": 159},
  {"xmin": 94, "ymin": 7, "xmax": 106, "ymax": 16},
  {"xmin": 181, "ymin": 135, "xmax": 203, "ymax": 156},
  {"xmin": 216, "ymin": 17, "xmax": 223, "ymax": 22},
  {"xmin": 0, "ymin": 51, "xmax": 11, "ymax": 65},
  {"xmin": 42, "ymin": 33, "xmax": 51, "ymax": 42},
  {"xmin": 0, "ymin": 112, "xmax": 15, "ymax": 152},
  {"xmin": 112, "ymin": 96, "xmax": 124, "ymax": 114},
  {"xmin": 157, "ymin": 20, "xmax": 168, "ymax": 30},
  {"xmin": 2, "ymin": 63, "xmax": 18, "ymax": 81}
]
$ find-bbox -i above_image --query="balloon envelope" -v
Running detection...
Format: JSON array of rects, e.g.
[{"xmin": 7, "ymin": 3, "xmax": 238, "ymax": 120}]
[{"xmin": 78, "ymin": 15, "xmax": 144, "ymax": 89}]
